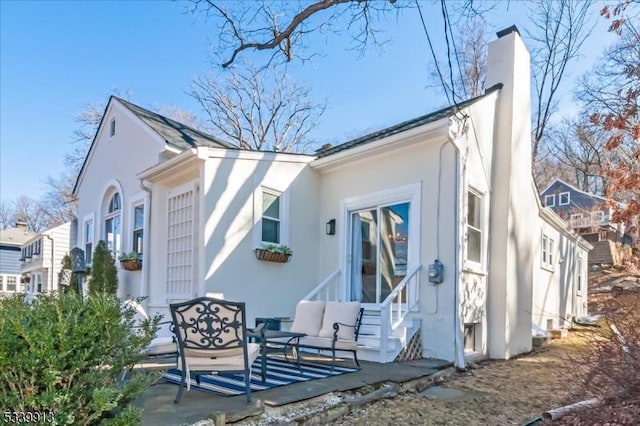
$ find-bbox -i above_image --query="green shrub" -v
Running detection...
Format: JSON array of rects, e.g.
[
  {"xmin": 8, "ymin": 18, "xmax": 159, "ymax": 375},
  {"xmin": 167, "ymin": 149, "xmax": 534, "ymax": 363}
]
[
  {"xmin": 0, "ymin": 292, "xmax": 160, "ymax": 425},
  {"xmin": 90, "ymin": 241, "xmax": 118, "ymax": 295}
]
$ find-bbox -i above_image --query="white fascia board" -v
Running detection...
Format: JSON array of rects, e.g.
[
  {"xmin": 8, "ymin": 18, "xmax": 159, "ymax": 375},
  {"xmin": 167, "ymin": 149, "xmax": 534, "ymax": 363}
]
[
  {"xmin": 310, "ymin": 117, "xmax": 450, "ymax": 173},
  {"xmin": 137, "ymin": 148, "xmax": 199, "ymax": 181},
  {"xmin": 199, "ymin": 147, "xmax": 315, "ymax": 164}
]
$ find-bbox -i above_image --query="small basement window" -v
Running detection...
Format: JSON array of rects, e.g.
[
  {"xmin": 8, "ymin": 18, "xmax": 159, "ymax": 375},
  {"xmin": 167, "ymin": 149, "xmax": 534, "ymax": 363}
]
[{"xmin": 464, "ymin": 323, "xmax": 479, "ymax": 352}]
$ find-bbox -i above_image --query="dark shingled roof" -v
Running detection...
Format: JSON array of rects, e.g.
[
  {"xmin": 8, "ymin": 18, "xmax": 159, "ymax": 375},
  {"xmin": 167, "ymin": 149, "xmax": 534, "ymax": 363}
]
[
  {"xmin": 317, "ymin": 84, "xmax": 503, "ymax": 158},
  {"xmin": 115, "ymin": 97, "xmax": 237, "ymax": 150}
]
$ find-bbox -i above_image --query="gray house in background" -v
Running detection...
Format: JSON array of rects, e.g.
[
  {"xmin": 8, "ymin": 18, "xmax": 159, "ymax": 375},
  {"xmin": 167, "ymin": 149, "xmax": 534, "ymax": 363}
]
[
  {"xmin": 0, "ymin": 221, "xmax": 34, "ymax": 295},
  {"xmin": 541, "ymin": 179, "xmax": 625, "ymax": 264},
  {"xmin": 541, "ymin": 179, "xmax": 621, "ymax": 232}
]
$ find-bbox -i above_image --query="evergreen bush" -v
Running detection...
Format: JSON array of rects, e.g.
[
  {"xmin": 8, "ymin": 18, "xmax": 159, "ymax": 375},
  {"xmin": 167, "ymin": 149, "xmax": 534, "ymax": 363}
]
[
  {"xmin": 0, "ymin": 292, "xmax": 160, "ymax": 424},
  {"xmin": 90, "ymin": 241, "xmax": 118, "ymax": 295}
]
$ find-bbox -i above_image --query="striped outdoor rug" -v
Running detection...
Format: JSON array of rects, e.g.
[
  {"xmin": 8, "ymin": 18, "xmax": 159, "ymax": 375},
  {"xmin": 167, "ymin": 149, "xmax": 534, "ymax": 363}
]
[{"xmin": 163, "ymin": 355, "xmax": 357, "ymax": 396}]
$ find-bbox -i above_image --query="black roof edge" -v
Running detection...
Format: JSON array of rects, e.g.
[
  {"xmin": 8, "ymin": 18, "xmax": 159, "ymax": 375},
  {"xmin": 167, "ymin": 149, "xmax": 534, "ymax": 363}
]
[
  {"xmin": 316, "ymin": 83, "xmax": 503, "ymax": 159},
  {"xmin": 496, "ymin": 25, "xmax": 520, "ymax": 38},
  {"xmin": 112, "ymin": 96, "xmax": 238, "ymax": 149}
]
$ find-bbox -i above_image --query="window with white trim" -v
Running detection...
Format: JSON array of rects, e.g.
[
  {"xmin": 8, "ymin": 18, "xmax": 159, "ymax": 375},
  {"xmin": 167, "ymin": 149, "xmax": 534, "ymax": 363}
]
[
  {"xmin": 262, "ymin": 190, "xmax": 281, "ymax": 244},
  {"xmin": 559, "ymin": 192, "xmax": 570, "ymax": 205},
  {"xmin": 6, "ymin": 276, "xmax": 17, "ymax": 292},
  {"xmin": 542, "ymin": 234, "xmax": 555, "ymax": 270},
  {"xmin": 544, "ymin": 194, "xmax": 555, "ymax": 207},
  {"xmin": 104, "ymin": 192, "xmax": 122, "ymax": 255},
  {"xmin": 109, "ymin": 117, "xmax": 116, "ymax": 137},
  {"xmin": 166, "ymin": 186, "xmax": 195, "ymax": 300},
  {"xmin": 84, "ymin": 218, "xmax": 94, "ymax": 263},
  {"xmin": 34, "ymin": 273, "xmax": 42, "ymax": 293},
  {"xmin": 0, "ymin": 276, "xmax": 4, "ymax": 292},
  {"xmin": 133, "ymin": 204, "xmax": 144, "ymax": 256},
  {"xmin": 577, "ymin": 254, "xmax": 583, "ymax": 294},
  {"xmin": 466, "ymin": 190, "xmax": 483, "ymax": 264}
]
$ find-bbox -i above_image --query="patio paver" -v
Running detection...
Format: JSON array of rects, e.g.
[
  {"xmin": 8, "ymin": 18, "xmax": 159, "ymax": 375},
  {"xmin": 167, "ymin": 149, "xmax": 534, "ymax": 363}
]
[{"xmin": 135, "ymin": 357, "xmax": 451, "ymax": 425}]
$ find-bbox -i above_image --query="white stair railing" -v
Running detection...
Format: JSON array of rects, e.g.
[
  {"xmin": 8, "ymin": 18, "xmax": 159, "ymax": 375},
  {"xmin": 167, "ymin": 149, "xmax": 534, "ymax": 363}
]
[
  {"xmin": 379, "ymin": 265, "xmax": 421, "ymax": 362},
  {"xmin": 302, "ymin": 270, "xmax": 341, "ymax": 302}
]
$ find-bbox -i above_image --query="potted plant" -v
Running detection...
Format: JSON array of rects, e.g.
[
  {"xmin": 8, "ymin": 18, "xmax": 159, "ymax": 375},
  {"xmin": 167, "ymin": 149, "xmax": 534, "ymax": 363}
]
[
  {"xmin": 254, "ymin": 243, "xmax": 293, "ymax": 263},
  {"xmin": 118, "ymin": 251, "xmax": 142, "ymax": 271}
]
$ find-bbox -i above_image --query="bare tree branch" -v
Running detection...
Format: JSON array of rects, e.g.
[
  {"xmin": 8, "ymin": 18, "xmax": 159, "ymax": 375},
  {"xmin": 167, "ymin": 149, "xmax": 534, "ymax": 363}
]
[
  {"xmin": 189, "ymin": 62, "xmax": 326, "ymax": 152},
  {"xmin": 528, "ymin": 0, "xmax": 594, "ymax": 163}
]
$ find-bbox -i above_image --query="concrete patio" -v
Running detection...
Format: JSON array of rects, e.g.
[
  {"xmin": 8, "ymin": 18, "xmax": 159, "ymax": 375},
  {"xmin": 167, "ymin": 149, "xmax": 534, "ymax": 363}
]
[{"xmin": 134, "ymin": 357, "xmax": 451, "ymax": 425}]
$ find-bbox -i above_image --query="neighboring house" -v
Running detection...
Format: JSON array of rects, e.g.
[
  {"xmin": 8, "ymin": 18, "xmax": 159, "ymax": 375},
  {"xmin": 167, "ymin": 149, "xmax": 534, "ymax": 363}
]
[
  {"xmin": 73, "ymin": 26, "xmax": 591, "ymax": 366},
  {"xmin": 20, "ymin": 222, "xmax": 72, "ymax": 294},
  {"xmin": 0, "ymin": 221, "xmax": 34, "ymax": 296},
  {"xmin": 541, "ymin": 179, "xmax": 622, "ymax": 235},
  {"xmin": 541, "ymin": 179, "xmax": 625, "ymax": 265}
]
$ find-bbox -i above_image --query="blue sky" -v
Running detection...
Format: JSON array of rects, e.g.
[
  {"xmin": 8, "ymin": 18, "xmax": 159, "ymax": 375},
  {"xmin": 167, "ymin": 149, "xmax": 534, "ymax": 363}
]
[{"xmin": 0, "ymin": 1, "xmax": 616, "ymax": 204}]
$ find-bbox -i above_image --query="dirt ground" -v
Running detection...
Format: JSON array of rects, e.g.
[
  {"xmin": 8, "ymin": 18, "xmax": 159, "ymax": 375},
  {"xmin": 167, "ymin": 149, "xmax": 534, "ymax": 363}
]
[
  {"xmin": 332, "ymin": 269, "xmax": 640, "ymax": 426},
  {"xmin": 333, "ymin": 333, "xmax": 590, "ymax": 426}
]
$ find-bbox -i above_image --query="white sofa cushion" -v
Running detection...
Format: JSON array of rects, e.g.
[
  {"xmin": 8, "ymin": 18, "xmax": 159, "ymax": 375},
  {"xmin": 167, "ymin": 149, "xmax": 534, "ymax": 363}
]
[
  {"xmin": 297, "ymin": 336, "xmax": 358, "ymax": 351},
  {"xmin": 291, "ymin": 301, "xmax": 326, "ymax": 336},
  {"xmin": 318, "ymin": 302, "xmax": 361, "ymax": 341}
]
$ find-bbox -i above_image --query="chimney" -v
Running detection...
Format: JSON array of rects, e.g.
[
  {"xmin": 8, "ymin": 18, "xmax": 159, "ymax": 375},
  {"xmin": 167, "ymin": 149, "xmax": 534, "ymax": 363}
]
[
  {"xmin": 486, "ymin": 26, "xmax": 537, "ymax": 360},
  {"xmin": 315, "ymin": 143, "xmax": 333, "ymax": 154},
  {"xmin": 15, "ymin": 220, "xmax": 28, "ymax": 229}
]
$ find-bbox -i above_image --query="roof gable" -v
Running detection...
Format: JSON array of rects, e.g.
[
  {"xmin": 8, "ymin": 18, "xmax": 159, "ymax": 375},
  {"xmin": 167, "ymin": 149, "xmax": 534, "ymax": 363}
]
[
  {"xmin": 540, "ymin": 178, "xmax": 607, "ymax": 202},
  {"xmin": 73, "ymin": 96, "xmax": 237, "ymax": 195},
  {"xmin": 114, "ymin": 97, "xmax": 236, "ymax": 151}
]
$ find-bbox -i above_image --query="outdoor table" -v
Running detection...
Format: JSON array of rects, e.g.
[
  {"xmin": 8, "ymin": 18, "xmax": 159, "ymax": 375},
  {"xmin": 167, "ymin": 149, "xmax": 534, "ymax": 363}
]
[{"xmin": 247, "ymin": 328, "xmax": 306, "ymax": 383}]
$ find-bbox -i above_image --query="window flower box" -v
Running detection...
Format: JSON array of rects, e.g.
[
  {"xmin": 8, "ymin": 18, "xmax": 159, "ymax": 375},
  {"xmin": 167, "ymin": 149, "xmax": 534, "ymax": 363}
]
[
  {"xmin": 118, "ymin": 251, "xmax": 142, "ymax": 271},
  {"xmin": 254, "ymin": 244, "xmax": 293, "ymax": 263}
]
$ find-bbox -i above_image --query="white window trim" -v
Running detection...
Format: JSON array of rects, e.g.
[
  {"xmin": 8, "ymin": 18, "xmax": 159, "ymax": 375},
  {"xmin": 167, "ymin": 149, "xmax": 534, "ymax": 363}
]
[
  {"xmin": 340, "ymin": 181, "xmax": 422, "ymax": 303},
  {"xmin": 109, "ymin": 117, "xmax": 116, "ymax": 138},
  {"xmin": 541, "ymin": 233, "xmax": 555, "ymax": 271},
  {"xmin": 464, "ymin": 188, "xmax": 486, "ymax": 273},
  {"xmin": 559, "ymin": 192, "xmax": 570, "ymax": 206},
  {"xmin": 128, "ymin": 192, "xmax": 146, "ymax": 255},
  {"xmin": 82, "ymin": 212, "xmax": 95, "ymax": 264},
  {"xmin": 544, "ymin": 194, "xmax": 555, "ymax": 207},
  {"xmin": 576, "ymin": 253, "xmax": 584, "ymax": 295},
  {"xmin": 253, "ymin": 185, "xmax": 290, "ymax": 249},
  {"xmin": 104, "ymin": 194, "xmax": 122, "ymax": 256}
]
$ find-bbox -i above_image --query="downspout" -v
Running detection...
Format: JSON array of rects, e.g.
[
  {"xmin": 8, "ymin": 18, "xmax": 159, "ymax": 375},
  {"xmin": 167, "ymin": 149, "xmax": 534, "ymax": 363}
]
[
  {"xmin": 44, "ymin": 234, "xmax": 54, "ymax": 292},
  {"xmin": 448, "ymin": 114, "xmax": 468, "ymax": 370},
  {"xmin": 140, "ymin": 180, "xmax": 153, "ymax": 299}
]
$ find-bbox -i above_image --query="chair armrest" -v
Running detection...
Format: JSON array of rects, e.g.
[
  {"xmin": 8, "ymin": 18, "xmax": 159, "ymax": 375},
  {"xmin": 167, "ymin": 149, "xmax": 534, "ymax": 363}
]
[{"xmin": 333, "ymin": 322, "xmax": 357, "ymax": 342}]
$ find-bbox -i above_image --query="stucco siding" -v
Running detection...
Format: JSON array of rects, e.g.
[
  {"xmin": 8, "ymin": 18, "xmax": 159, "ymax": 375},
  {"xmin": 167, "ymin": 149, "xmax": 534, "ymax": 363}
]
[
  {"xmin": 200, "ymin": 154, "xmax": 320, "ymax": 327},
  {"xmin": 75, "ymin": 101, "xmax": 166, "ymax": 299},
  {"xmin": 316, "ymin": 135, "xmax": 458, "ymax": 361},
  {"xmin": 533, "ymin": 215, "xmax": 589, "ymax": 330}
]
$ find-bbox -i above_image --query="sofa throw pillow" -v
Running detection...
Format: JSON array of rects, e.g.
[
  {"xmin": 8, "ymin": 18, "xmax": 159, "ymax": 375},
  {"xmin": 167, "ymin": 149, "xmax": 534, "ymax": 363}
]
[
  {"xmin": 291, "ymin": 301, "xmax": 326, "ymax": 336},
  {"xmin": 318, "ymin": 302, "xmax": 361, "ymax": 341}
]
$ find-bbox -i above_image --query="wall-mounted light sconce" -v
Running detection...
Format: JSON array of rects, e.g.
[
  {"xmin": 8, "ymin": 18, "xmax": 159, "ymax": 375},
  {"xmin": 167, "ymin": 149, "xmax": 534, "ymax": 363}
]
[{"xmin": 326, "ymin": 219, "xmax": 336, "ymax": 236}]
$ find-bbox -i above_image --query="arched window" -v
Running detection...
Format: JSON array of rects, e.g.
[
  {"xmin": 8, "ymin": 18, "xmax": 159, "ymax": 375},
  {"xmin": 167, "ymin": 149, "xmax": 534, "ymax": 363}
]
[{"xmin": 104, "ymin": 191, "xmax": 122, "ymax": 254}]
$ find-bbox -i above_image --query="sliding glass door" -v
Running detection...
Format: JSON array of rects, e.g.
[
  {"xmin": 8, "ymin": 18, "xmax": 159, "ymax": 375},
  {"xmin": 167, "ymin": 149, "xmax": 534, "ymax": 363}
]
[{"xmin": 349, "ymin": 202, "xmax": 410, "ymax": 305}]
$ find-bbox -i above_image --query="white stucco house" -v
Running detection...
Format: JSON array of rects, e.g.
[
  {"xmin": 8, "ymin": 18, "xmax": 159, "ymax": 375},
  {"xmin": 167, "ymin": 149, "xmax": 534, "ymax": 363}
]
[{"xmin": 72, "ymin": 26, "xmax": 590, "ymax": 366}]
